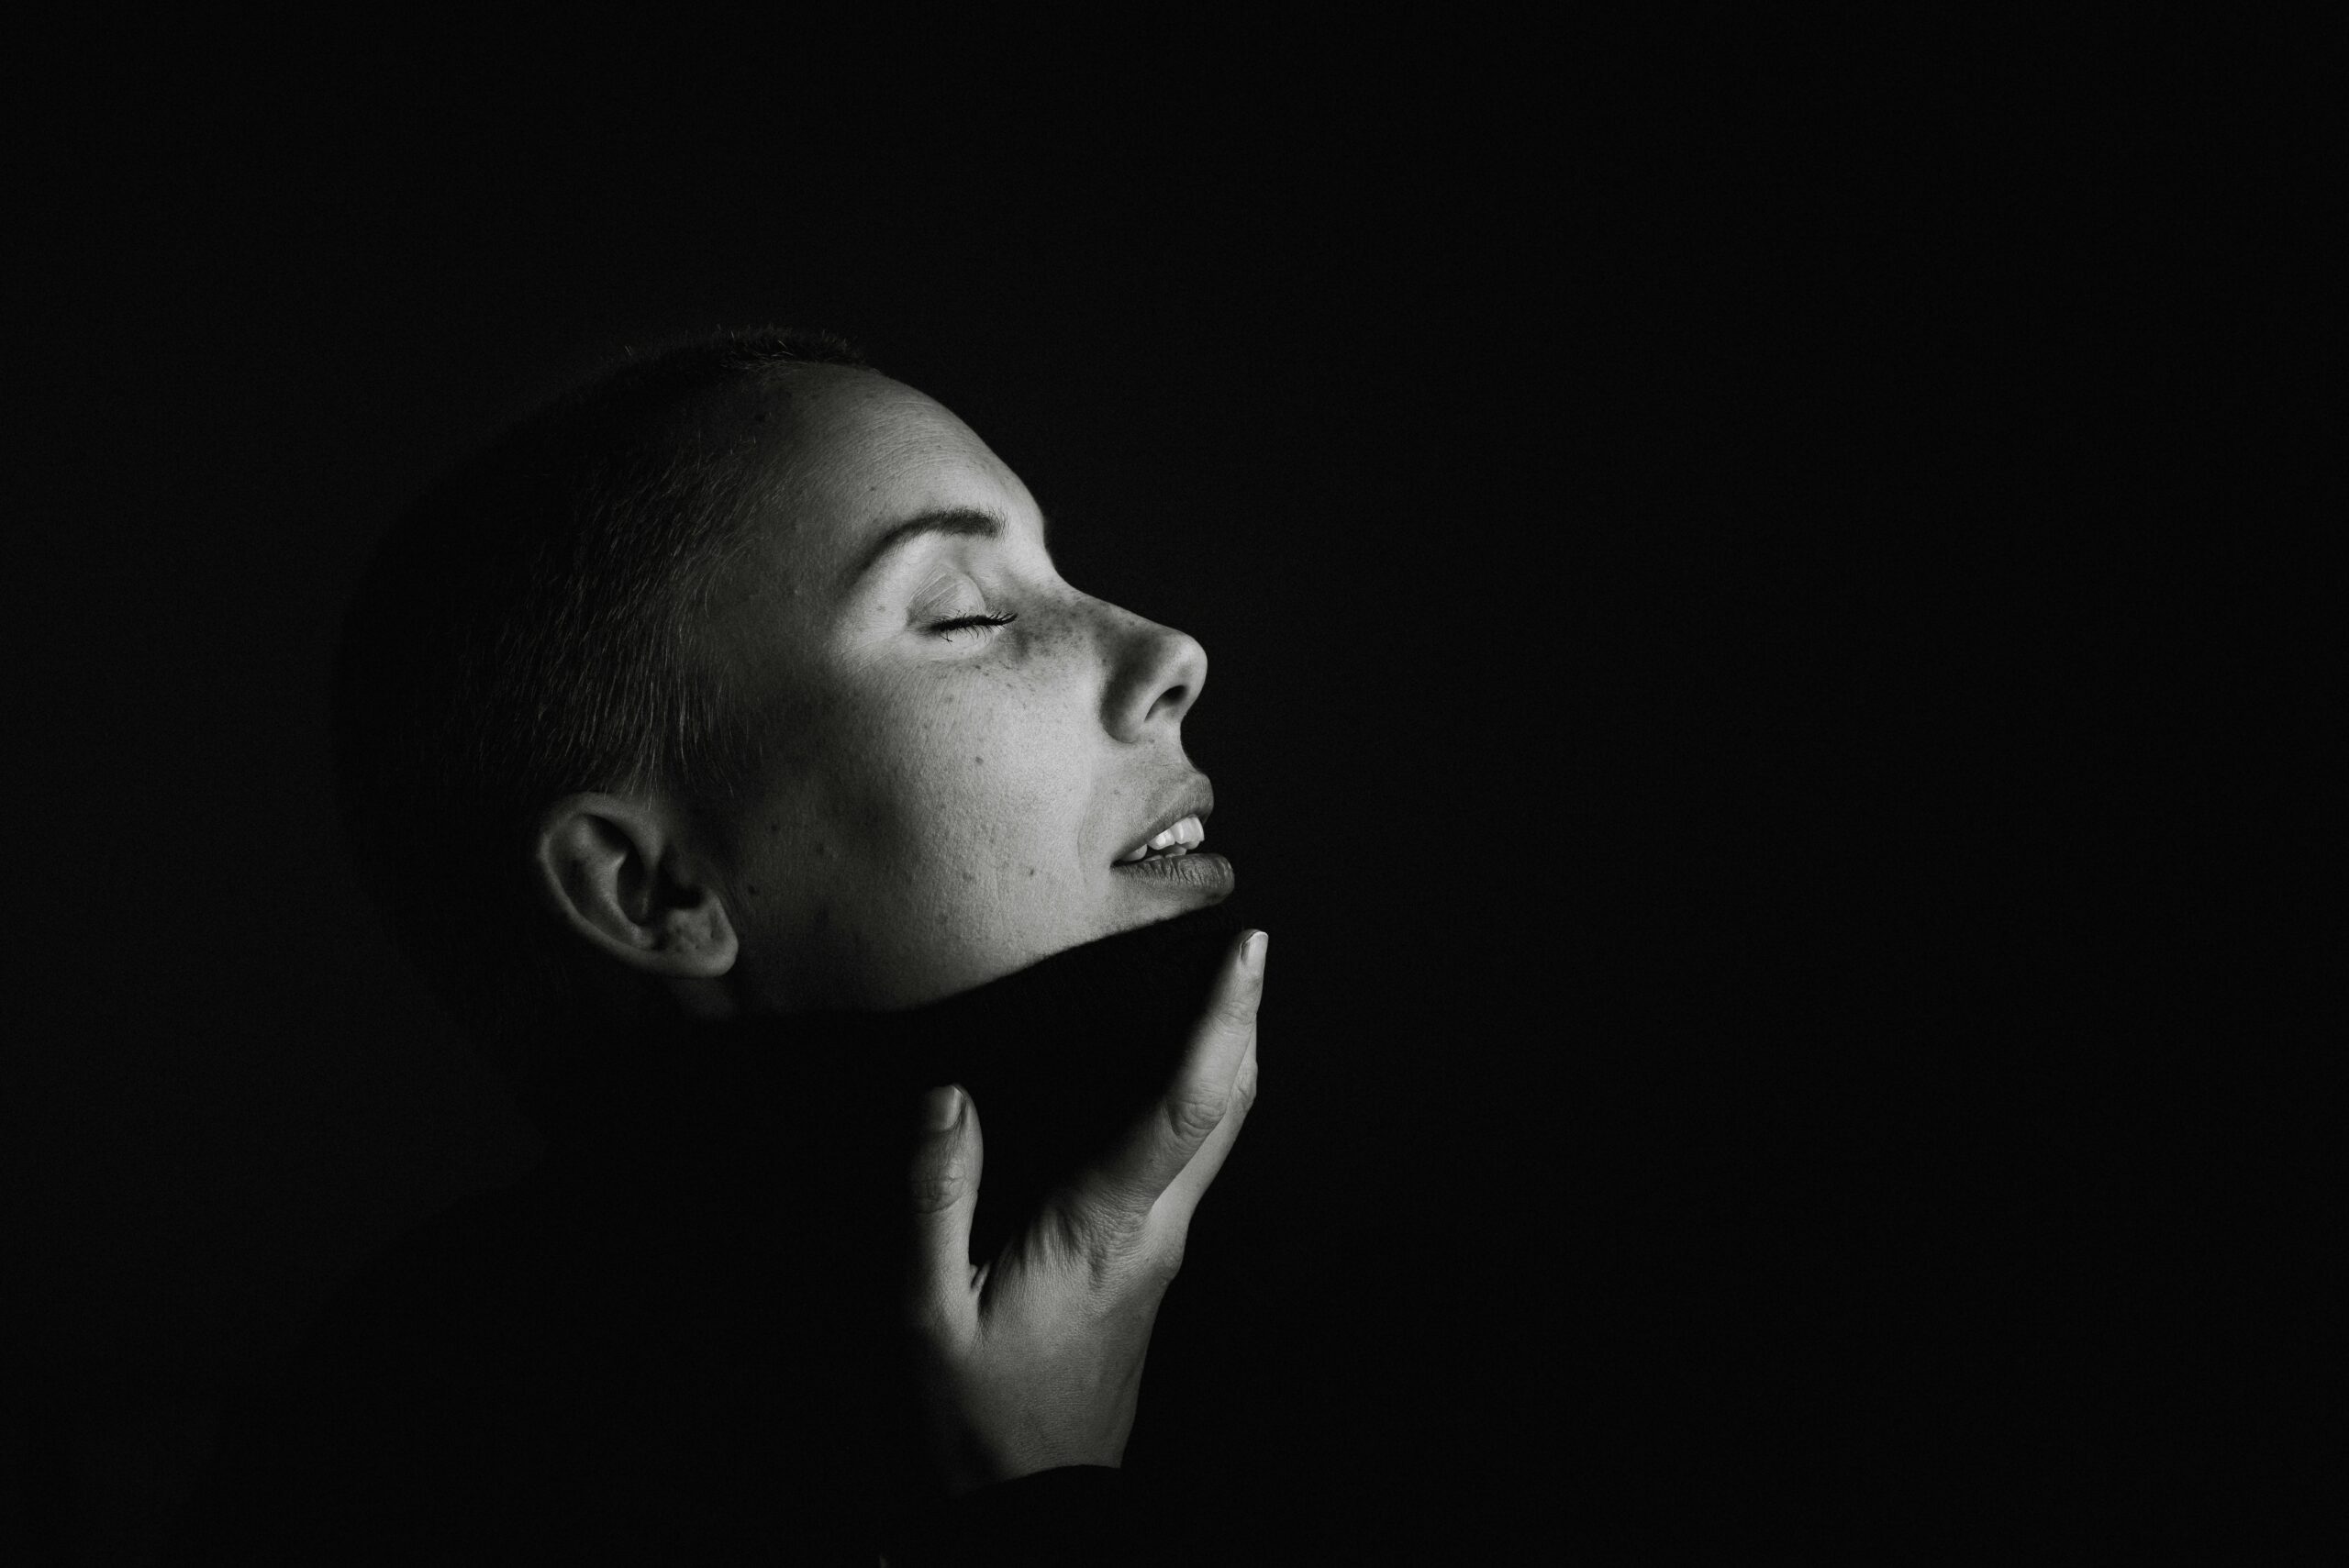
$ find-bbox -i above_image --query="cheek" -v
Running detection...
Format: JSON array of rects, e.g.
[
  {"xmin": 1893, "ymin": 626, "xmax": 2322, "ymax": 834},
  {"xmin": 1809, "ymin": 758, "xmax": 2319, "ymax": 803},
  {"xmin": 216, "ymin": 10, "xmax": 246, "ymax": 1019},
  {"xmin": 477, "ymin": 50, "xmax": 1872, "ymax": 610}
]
[
  {"xmin": 785, "ymin": 698, "xmax": 996, "ymax": 864},
  {"xmin": 937, "ymin": 738, "xmax": 1080, "ymax": 869},
  {"xmin": 916, "ymin": 684, "xmax": 1094, "ymax": 875},
  {"xmin": 772, "ymin": 639, "xmax": 1101, "ymax": 886}
]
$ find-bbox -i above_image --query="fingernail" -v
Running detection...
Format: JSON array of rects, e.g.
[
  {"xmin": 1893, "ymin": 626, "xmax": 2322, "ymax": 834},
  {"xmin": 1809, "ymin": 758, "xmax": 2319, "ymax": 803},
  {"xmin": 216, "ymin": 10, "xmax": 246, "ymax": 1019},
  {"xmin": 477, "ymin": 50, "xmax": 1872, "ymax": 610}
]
[
  {"xmin": 923, "ymin": 1085, "xmax": 963, "ymax": 1132},
  {"xmin": 1242, "ymin": 929, "xmax": 1269, "ymax": 974}
]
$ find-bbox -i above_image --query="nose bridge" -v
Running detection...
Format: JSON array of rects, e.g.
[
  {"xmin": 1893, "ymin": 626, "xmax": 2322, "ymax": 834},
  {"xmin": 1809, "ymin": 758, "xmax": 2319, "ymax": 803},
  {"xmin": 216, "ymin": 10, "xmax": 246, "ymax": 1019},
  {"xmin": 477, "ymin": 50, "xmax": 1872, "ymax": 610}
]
[{"xmin": 1089, "ymin": 591, "xmax": 1207, "ymax": 740}]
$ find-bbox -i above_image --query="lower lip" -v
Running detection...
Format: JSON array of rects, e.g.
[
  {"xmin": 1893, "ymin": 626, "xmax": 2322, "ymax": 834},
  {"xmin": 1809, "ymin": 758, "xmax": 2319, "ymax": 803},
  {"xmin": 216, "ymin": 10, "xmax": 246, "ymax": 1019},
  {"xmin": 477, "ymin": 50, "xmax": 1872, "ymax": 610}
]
[{"xmin": 1111, "ymin": 850, "xmax": 1235, "ymax": 896}]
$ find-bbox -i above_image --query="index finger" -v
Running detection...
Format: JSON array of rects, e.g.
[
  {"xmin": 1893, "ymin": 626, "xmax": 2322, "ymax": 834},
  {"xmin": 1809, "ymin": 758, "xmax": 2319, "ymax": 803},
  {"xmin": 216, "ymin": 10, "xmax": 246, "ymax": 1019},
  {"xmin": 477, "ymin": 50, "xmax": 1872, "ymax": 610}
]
[
  {"xmin": 1074, "ymin": 929, "xmax": 1266, "ymax": 1220},
  {"xmin": 1152, "ymin": 1023, "xmax": 1257, "ymax": 1233}
]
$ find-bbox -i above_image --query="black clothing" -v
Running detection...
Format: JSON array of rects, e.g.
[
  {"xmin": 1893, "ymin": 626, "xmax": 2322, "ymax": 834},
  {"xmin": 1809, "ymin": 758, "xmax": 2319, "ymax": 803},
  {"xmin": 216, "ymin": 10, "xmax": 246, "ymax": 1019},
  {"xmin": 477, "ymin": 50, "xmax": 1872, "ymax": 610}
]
[{"xmin": 161, "ymin": 904, "xmax": 1255, "ymax": 1566}]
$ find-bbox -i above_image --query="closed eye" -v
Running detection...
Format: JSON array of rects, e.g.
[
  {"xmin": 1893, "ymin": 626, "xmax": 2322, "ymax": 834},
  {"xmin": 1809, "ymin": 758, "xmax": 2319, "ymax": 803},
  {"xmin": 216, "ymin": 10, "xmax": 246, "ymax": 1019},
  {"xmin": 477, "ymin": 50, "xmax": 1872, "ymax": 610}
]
[{"xmin": 932, "ymin": 611, "xmax": 1019, "ymax": 639}]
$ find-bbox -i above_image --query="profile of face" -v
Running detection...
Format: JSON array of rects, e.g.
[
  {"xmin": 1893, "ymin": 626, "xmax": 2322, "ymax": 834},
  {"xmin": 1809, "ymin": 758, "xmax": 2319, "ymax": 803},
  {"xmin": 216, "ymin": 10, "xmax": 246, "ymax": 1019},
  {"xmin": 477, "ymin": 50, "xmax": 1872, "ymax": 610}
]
[{"xmin": 533, "ymin": 367, "xmax": 1232, "ymax": 1017}]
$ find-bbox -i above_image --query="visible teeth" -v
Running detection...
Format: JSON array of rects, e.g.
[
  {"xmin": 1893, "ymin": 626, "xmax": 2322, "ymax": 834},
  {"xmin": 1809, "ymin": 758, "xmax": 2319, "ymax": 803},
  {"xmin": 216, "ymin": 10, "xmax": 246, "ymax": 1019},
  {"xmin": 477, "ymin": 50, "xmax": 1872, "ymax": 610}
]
[
  {"xmin": 1145, "ymin": 815, "xmax": 1205, "ymax": 852},
  {"xmin": 1119, "ymin": 814, "xmax": 1205, "ymax": 863}
]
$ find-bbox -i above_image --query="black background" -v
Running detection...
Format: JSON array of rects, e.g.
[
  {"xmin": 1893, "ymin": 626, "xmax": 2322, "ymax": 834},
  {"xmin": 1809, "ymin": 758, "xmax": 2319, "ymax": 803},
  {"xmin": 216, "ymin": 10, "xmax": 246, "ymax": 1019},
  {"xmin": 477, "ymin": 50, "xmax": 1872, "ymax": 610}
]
[{"xmin": 7, "ymin": 22, "xmax": 2319, "ymax": 1563}]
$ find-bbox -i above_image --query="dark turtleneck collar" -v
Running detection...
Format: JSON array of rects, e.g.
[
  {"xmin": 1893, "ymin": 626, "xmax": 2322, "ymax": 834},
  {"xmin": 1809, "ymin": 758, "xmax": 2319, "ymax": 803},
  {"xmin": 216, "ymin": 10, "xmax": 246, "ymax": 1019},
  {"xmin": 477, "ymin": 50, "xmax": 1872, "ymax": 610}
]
[{"xmin": 529, "ymin": 898, "xmax": 1258, "ymax": 1265}]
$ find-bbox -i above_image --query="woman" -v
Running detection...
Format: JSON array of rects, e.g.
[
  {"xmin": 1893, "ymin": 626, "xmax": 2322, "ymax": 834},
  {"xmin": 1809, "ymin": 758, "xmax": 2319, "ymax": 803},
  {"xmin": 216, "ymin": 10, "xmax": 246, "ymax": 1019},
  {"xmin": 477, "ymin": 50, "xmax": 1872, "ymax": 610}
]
[{"xmin": 161, "ymin": 328, "xmax": 1268, "ymax": 1565}]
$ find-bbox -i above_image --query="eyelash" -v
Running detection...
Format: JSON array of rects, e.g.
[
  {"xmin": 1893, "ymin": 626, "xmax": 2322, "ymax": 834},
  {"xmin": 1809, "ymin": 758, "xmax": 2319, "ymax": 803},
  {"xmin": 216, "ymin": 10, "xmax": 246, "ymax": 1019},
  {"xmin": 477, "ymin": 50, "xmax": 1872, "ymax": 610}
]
[{"xmin": 931, "ymin": 611, "xmax": 1019, "ymax": 638}]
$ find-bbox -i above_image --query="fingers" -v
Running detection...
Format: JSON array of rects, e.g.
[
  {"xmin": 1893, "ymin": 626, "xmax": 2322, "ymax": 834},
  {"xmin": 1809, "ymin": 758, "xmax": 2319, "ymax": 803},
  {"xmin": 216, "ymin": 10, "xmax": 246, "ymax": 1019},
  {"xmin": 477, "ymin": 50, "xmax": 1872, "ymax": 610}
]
[
  {"xmin": 1075, "ymin": 929, "xmax": 1267, "ymax": 1227},
  {"xmin": 1153, "ymin": 1024, "xmax": 1257, "ymax": 1232},
  {"xmin": 905, "ymin": 1084, "xmax": 982, "ymax": 1329}
]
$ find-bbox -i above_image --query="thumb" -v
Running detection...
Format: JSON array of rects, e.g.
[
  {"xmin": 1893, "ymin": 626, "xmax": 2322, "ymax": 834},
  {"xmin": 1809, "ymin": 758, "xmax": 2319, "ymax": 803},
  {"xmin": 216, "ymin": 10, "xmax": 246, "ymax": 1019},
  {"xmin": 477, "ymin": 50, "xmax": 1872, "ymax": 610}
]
[{"xmin": 905, "ymin": 1084, "xmax": 981, "ymax": 1327}]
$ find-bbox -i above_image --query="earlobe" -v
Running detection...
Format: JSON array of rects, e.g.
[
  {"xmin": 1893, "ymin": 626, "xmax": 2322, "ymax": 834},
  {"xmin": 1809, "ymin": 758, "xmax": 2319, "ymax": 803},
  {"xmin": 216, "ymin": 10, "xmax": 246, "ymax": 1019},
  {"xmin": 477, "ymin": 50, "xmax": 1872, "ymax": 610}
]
[
  {"xmin": 530, "ymin": 794, "xmax": 740, "ymax": 980},
  {"xmin": 661, "ymin": 884, "xmax": 740, "ymax": 979}
]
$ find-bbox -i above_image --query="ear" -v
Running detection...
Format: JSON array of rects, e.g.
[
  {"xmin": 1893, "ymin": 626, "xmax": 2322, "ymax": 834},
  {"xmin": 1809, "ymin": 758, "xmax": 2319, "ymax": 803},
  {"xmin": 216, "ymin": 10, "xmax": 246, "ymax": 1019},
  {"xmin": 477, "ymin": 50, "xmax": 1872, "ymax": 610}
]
[{"xmin": 529, "ymin": 792, "xmax": 740, "ymax": 981}]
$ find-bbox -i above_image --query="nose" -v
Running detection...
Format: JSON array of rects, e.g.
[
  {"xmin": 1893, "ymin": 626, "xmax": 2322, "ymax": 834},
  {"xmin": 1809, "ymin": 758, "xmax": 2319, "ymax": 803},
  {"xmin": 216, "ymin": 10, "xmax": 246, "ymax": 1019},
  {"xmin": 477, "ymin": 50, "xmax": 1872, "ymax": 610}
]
[{"xmin": 1099, "ymin": 602, "xmax": 1208, "ymax": 744}]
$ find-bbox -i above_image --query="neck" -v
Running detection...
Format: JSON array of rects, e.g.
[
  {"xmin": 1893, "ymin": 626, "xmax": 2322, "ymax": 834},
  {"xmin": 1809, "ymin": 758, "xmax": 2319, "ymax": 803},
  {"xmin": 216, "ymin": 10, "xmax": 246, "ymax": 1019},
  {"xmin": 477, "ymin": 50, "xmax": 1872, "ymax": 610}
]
[{"xmin": 534, "ymin": 900, "xmax": 1259, "ymax": 1262}]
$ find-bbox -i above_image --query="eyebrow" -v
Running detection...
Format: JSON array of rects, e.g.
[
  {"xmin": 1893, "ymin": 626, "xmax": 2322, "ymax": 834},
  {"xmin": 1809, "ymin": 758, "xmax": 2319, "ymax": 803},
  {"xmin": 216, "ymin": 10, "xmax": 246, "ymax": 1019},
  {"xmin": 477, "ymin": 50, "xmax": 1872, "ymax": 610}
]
[{"xmin": 845, "ymin": 505, "xmax": 1051, "ymax": 590}]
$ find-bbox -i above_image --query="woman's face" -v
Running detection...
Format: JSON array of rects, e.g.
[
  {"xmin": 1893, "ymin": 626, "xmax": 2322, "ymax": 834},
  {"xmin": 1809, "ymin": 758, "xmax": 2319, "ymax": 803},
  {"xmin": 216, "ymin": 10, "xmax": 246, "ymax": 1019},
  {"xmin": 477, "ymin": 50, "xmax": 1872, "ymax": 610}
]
[{"xmin": 692, "ymin": 367, "xmax": 1232, "ymax": 1013}]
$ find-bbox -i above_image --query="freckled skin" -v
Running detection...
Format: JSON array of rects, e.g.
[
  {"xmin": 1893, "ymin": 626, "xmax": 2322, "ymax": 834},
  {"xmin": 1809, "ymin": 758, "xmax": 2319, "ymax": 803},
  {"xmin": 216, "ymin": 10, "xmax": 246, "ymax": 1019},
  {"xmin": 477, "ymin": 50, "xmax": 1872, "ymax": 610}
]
[{"xmin": 685, "ymin": 368, "xmax": 1224, "ymax": 1015}]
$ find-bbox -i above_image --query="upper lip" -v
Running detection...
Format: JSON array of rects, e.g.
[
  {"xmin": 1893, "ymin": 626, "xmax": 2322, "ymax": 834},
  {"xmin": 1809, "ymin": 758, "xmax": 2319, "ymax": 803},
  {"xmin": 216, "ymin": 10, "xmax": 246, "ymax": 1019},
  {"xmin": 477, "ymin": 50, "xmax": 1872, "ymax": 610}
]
[{"xmin": 1116, "ymin": 778, "xmax": 1216, "ymax": 862}]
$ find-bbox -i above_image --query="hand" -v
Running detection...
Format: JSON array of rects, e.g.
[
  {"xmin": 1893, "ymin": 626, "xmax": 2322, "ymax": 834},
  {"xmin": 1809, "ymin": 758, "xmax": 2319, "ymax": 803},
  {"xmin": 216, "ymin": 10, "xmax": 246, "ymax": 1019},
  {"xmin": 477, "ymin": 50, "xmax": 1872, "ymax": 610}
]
[{"xmin": 897, "ymin": 928, "xmax": 1266, "ymax": 1497}]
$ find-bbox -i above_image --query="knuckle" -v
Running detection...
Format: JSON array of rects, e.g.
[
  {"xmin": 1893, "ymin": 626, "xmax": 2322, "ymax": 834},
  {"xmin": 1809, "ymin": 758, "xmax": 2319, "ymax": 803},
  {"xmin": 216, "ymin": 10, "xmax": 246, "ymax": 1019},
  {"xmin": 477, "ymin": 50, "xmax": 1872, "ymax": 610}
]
[
  {"xmin": 907, "ymin": 1158, "xmax": 968, "ymax": 1216},
  {"xmin": 1162, "ymin": 1087, "xmax": 1228, "ymax": 1144},
  {"xmin": 1088, "ymin": 1229, "xmax": 1183, "ymax": 1296},
  {"xmin": 1136, "ymin": 1229, "xmax": 1186, "ymax": 1284},
  {"xmin": 1059, "ymin": 1189, "xmax": 1144, "ymax": 1259}
]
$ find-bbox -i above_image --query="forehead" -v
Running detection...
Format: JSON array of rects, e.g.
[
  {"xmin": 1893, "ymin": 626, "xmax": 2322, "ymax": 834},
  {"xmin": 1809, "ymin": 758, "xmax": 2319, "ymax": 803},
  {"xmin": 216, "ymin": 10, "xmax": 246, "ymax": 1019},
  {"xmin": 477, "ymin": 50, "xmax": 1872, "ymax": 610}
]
[
  {"xmin": 698, "ymin": 370, "xmax": 1040, "ymax": 667},
  {"xmin": 742, "ymin": 370, "xmax": 1030, "ymax": 563}
]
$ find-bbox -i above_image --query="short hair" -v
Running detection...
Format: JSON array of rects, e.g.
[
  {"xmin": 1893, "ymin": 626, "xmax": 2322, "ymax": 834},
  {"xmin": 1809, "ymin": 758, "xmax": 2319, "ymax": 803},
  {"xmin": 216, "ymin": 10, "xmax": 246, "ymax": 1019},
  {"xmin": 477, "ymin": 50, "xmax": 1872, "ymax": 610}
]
[{"xmin": 329, "ymin": 326, "xmax": 872, "ymax": 1110}]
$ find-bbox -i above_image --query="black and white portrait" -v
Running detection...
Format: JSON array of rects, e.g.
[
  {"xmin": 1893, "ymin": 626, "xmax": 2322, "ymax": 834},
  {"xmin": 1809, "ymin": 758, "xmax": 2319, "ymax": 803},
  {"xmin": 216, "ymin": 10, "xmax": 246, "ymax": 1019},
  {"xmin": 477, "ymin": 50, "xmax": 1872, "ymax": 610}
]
[{"xmin": 8, "ymin": 25, "xmax": 2308, "ymax": 1564}]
